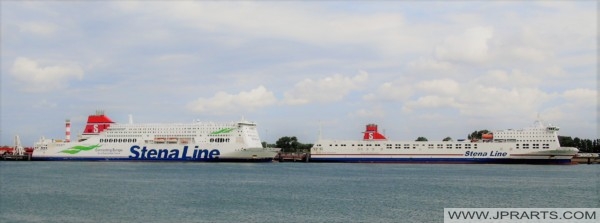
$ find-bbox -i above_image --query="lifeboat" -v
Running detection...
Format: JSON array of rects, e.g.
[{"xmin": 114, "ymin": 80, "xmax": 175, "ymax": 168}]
[{"xmin": 482, "ymin": 133, "xmax": 493, "ymax": 140}]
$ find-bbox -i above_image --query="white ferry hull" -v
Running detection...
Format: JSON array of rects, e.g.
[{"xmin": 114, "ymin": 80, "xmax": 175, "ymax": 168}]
[
  {"xmin": 310, "ymin": 148, "xmax": 577, "ymax": 164},
  {"xmin": 310, "ymin": 121, "xmax": 579, "ymax": 164},
  {"xmin": 309, "ymin": 155, "xmax": 575, "ymax": 164},
  {"xmin": 33, "ymin": 143, "xmax": 278, "ymax": 162}
]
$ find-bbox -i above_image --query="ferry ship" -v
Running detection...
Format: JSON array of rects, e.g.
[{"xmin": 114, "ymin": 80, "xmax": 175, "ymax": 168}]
[
  {"xmin": 310, "ymin": 120, "xmax": 579, "ymax": 164},
  {"xmin": 32, "ymin": 111, "xmax": 279, "ymax": 162}
]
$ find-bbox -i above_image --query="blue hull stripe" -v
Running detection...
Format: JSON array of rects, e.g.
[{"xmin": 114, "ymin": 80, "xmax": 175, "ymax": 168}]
[
  {"xmin": 309, "ymin": 157, "xmax": 573, "ymax": 164},
  {"xmin": 31, "ymin": 157, "xmax": 274, "ymax": 162}
]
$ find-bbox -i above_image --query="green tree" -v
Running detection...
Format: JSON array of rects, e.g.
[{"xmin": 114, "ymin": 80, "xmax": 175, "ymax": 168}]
[
  {"xmin": 298, "ymin": 143, "xmax": 313, "ymax": 153},
  {"xmin": 415, "ymin": 137, "xmax": 428, "ymax": 141},
  {"xmin": 558, "ymin": 136, "xmax": 574, "ymax": 147},
  {"xmin": 276, "ymin": 136, "xmax": 300, "ymax": 153},
  {"xmin": 442, "ymin": 137, "xmax": 452, "ymax": 141}
]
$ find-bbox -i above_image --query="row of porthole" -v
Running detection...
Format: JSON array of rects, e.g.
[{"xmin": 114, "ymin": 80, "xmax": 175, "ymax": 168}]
[
  {"xmin": 210, "ymin": 138, "xmax": 230, "ymax": 143},
  {"xmin": 100, "ymin": 138, "xmax": 137, "ymax": 143}
]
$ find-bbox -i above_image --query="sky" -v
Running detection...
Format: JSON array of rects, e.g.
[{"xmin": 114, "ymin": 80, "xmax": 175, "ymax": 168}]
[{"xmin": 1, "ymin": 1, "xmax": 598, "ymax": 146}]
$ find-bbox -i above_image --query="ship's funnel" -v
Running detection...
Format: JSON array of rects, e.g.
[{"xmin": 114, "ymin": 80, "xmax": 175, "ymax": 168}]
[{"xmin": 363, "ymin": 124, "xmax": 387, "ymax": 141}]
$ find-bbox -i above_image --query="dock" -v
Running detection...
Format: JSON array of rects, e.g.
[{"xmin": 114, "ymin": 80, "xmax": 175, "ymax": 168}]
[
  {"xmin": 275, "ymin": 152, "xmax": 309, "ymax": 162},
  {"xmin": 1, "ymin": 153, "xmax": 32, "ymax": 161},
  {"xmin": 571, "ymin": 153, "xmax": 600, "ymax": 164}
]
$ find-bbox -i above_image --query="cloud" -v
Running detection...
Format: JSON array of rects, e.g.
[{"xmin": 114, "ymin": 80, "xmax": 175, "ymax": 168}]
[
  {"xmin": 18, "ymin": 21, "xmax": 58, "ymax": 37},
  {"xmin": 472, "ymin": 69, "xmax": 539, "ymax": 88},
  {"xmin": 562, "ymin": 88, "xmax": 597, "ymax": 105},
  {"xmin": 508, "ymin": 46, "xmax": 548, "ymax": 62},
  {"xmin": 187, "ymin": 85, "xmax": 277, "ymax": 114},
  {"xmin": 416, "ymin": 78, "xmax": 460, "ymax": 95},
  {"xmin": 108, "ymin": 2, "xmax": 422, "ymax": 55},
  {"xmin": 10, "ymin": 57, "xmax": 84, "ymax": 92},
  {"xmin": 363, "ymin": 82, "xmax": 413, "ymax": 102},
  {"xmin": 403, "ymin": 95, "xmax": 457, "ymax": 112},
  {"xmin": 434, "ymin": 26, "xmax": 494, "ymax": 63},
  {"xmin": 283, "ymin": 71, "xmax": 369, "ymax": 105},
  {"xmin": 407, "ymin": 58, "xmax": 456, "ymax": 73},
  {"xmin": 455, "ymin": 86, "xmax": 554, "ymax": 117},
  {"xmin": 349, "ymin": 106, "xmax": 386, "ymax": 118}
]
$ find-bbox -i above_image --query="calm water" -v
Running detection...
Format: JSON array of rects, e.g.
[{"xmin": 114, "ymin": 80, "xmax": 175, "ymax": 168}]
[{"xmin": 1, "ymin": 162, "xmax": 598, "ymax": 223}]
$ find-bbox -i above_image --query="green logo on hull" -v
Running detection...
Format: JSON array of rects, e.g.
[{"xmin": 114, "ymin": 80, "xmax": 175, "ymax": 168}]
[
  {"xmin": 59, "ymin": 144, "xmax": 101, "ymax": 154},
  {"xmin": 210, "ymin": 128, "xmax": 234, "ymax": 135}
]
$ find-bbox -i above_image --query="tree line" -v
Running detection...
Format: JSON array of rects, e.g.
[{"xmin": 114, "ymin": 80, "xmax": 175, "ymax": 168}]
[{"xmin": 558, "ymin": 136, "xmax": 600, "ymax": 153}]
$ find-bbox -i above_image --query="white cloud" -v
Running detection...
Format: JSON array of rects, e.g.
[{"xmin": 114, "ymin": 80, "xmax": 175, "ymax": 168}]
[
  {"xmin": 416, "ymin": 78, "xmax": 460, "ymax": 95},
  {"xmin": 18, "ymin": 21, "xmax": 57, "ymax": 37},
  {"xmin": 406, "ymin": 58, "xmax": 456, "ymax": 73},
  {"xmin": 434, "ymin": 26, "xmax": 494, "ymax": 63},
  {"xmin": 394, "ymin": 76, "xmax": 556, "ymax": 118},
  {"xmin": 562, "ymin": 88, "xmax": 597, "ymax": 105},
  {"xmin": 455, "ymin": 86, "xmax": 554, "ymax": 117},
  {"xmin": 363, "ymin": 82, "xmax": 412, "ymax": 101},
  {"xmin": 349, "ymin": 106, "xmax": 386, "ymax": 118},
  {"xmin": 404, "ymin": 95, "xmax": 457, "ymax": 110},
  {"xmin": 187, "ymin": 85, "xmax": 277, "ymax": 114},
  {"xmin": 108, "ymin": 2, "xmax": 426, "ymax": 55},
  {"xmin": 508, "ymin": 46, "xmax": 548, "ymax": 62},
  {"xmin": 283, "ymin": 71, "xmax": 369, "ymax": 105},
  {"xmin": 10, "ymin": 57, "xmax": 84, "ymax": 92},
  {"xmin": 472, "ymin": 69, "xmax": 539, "ymax": 88}
]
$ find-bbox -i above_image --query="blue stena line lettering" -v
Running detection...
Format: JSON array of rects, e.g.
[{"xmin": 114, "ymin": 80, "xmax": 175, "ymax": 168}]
[
  {"xmin": 465, "ymin": 151, "xmax": 488, "ymax": 157},
  {"xmin": 464, "ymin": 150, "xmax": 507, "ymax": 157},
  {"xmin": 129, "ymin": 145, "xmax": 220, "ymax": 160}
]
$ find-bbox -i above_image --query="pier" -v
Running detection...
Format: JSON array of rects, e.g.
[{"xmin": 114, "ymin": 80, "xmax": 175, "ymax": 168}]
[
  {"xmin": 571, "ymin": 153, "xmax": 600, "ymax": 164},
  {"xmin": 1, "ymin": 153, "xmax": 31, "ymax": 161},
  {"xmin": 275, "ymin": 152, "xmax": 309, "ymax": 162}
]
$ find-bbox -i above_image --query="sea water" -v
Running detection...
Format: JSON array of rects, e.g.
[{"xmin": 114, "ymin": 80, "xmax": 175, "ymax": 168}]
[{"xmin": 0, "ymin": 162, "xmax": 598, "ymax": 223}]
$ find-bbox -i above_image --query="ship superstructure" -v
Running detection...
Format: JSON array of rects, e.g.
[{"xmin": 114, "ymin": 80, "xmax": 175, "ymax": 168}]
[
  {"xmin": 310, "ymin": 120, "xmax": 578, "ymax": 164},
  {"xmin": 33, "ymin": 111, "xmax": 279, "ymax": 161}
]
